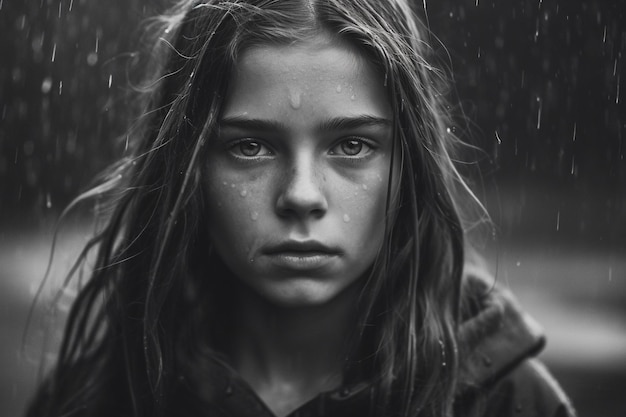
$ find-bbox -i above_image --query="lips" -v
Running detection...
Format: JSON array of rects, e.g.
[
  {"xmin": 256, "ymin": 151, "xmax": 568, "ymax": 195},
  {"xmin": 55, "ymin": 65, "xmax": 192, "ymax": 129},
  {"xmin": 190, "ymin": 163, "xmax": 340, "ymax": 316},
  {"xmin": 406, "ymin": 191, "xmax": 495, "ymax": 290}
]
[{"xmin": 262, "ymin": 241, "xmax": 341, "ymax": 270}]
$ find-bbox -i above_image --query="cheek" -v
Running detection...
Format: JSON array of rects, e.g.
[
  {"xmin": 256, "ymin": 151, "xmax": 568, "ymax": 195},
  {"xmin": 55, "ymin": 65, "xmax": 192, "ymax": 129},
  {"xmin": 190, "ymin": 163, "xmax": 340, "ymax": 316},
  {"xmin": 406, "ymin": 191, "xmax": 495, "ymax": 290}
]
[{"xmin": 341, "ymin": 172, "xmax": 388, "ymax": 237}]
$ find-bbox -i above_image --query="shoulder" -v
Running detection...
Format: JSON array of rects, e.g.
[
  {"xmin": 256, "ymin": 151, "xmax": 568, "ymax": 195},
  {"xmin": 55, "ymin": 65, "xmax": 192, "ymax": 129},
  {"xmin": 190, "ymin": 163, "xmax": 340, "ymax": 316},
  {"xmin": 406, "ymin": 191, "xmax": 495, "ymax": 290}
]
[
  {"xmin": 455, "ymin": 271, "xmax": 576, "ymax": 417},
  {"xmin": 456, "ymin": 358, "xmax": 576, "ymax": 417},
  {"xmin": 476, "ymin": 358, "xmax": 576, "ymax": 417}
]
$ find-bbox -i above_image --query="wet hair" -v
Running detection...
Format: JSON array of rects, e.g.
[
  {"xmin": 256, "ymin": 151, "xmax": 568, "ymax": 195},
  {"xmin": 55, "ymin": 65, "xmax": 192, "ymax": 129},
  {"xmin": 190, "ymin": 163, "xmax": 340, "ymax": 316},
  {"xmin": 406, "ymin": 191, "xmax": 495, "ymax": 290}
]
[{"xmin": 26, "ymin": 1, "xmax": 486, "ymax": 416}]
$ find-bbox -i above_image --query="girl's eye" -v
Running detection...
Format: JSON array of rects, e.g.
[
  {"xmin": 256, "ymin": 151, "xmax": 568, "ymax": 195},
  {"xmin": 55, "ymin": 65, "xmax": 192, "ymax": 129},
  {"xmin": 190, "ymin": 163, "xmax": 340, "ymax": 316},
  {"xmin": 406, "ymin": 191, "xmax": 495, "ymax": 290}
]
[
  {"xmin": 229, "ymin": 139, "xmax": 271, "ymax": 158},
  {"xmin": 329, "ymin": 137, "xmax": 375, "ymax": 157}
]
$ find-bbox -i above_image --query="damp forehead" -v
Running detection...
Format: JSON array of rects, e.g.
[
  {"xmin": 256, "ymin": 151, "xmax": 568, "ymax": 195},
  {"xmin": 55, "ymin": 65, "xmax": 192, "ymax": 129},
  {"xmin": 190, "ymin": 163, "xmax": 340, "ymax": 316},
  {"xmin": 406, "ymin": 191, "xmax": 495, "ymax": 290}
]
[{"xmin": 220, "ymin": 36, "xmax": 390, "ymax": 124}]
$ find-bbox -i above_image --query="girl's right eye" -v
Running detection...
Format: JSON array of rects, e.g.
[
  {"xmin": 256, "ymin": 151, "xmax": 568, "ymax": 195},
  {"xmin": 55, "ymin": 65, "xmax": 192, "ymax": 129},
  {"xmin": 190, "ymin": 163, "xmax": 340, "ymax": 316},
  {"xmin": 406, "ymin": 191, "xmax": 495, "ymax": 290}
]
[{"xmin": 229, "ymin": 139, "xmax": 272, "ymax": 158}]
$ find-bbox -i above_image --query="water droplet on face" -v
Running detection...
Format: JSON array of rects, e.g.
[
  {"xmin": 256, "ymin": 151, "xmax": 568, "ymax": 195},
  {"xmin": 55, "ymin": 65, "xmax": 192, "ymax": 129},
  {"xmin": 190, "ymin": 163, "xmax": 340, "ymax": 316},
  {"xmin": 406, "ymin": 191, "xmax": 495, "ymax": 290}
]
[
  {"xmin": 222, "ymin": 181, "xmax": 228, "ymax": 186},
  {"xmin": 361, "ymin": 184, "xmax": 368, "ymax": 190},
  {"xmin": 250, "ymin": 211, "xmax": 259, "ymax": 221},
  {"xmin": 240, "ymin": 189, "xmax": 248, "ymax": 197},
  {"xmin": 336, "ymin": 84, "xmax": 342, "ymax": 93},
  {"xmin": 249, "ymin": 258, "xmax": 255, "ymax": 263},
  {"xmin": 289, "ymin": 91, "xmax": 301, "ymax": 109},
  {"xmin": 343, "ymin": 214, "xmax": 351, "ymax": 223},
  {"xmin": 230, "ymin": 183, "xmax": 236, "ymax": 188},
  {"xmin": 350, "ymin": 94, "xmax": 356, "ymax": 101}
]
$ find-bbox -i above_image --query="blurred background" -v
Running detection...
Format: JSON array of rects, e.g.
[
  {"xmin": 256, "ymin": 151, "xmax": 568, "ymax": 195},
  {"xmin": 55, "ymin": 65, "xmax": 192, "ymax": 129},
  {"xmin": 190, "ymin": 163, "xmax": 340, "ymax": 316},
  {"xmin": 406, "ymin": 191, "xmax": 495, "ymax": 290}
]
[{"xmin": 1, "ymin": 1, "xmax": 624, "ymax": 416}]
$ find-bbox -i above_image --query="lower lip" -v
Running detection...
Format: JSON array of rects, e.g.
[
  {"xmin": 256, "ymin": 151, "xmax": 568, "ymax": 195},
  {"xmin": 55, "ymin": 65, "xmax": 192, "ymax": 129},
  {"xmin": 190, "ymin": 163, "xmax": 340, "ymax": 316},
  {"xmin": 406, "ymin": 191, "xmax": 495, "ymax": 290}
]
[{"xmin": 265, "ymin": 252, "xmax": 338, "ymax": 270}]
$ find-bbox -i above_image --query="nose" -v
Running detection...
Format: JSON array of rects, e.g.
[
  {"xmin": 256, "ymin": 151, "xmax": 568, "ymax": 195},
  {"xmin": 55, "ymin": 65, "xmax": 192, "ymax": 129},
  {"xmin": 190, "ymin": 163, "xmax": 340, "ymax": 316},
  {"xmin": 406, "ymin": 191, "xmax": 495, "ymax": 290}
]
[{"xmin": 275, "ymin": 156, "xmax": 328, "ymax": 220}]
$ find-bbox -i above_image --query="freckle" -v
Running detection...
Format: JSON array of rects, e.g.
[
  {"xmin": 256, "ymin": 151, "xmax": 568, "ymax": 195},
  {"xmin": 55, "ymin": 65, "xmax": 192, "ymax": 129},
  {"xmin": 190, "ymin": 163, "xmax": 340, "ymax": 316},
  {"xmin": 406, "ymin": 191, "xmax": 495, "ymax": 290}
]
[
  {"xmin": 250, "ymin": 211, "xmax": 259, "ymax": 221},
  {"xmin": 240, "ymin": 189, "xmax": 248, "ymax": 197},
  {"xmin": 362, "ymin": 184, "xmax": 368, "ymax": 190},
  {"xmin": 336, "ymin": 84, "xmax": 342, "ymax": 93},
  {"xmin": 343, "ymin": 214, "xmax": 351, "ymax": 223}
]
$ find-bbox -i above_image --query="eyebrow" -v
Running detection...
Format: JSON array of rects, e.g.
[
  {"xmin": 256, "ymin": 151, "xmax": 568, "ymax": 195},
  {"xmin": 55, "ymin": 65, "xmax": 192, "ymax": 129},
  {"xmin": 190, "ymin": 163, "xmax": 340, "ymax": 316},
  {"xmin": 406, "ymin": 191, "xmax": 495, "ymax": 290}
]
[{"xmin": 218, "ymin": 115, "xmax": 392, "ymax": 133}]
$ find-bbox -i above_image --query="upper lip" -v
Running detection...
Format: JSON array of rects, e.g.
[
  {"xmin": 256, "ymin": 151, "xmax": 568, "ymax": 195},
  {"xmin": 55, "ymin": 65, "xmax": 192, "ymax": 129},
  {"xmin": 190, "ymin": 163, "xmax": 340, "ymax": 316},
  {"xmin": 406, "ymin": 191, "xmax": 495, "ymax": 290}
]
[{"xmin": 263, "ymin": 240, "xmax": 340, "ymax": 255}]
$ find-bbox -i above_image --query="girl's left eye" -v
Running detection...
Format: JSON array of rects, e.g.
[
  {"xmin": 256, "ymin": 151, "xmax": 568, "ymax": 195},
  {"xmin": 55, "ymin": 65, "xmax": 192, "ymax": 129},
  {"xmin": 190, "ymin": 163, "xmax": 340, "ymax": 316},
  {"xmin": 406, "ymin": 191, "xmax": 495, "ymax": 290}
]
[{"xmin": 329, "ymin": 137, "xmax": 375, "ymax": 157}]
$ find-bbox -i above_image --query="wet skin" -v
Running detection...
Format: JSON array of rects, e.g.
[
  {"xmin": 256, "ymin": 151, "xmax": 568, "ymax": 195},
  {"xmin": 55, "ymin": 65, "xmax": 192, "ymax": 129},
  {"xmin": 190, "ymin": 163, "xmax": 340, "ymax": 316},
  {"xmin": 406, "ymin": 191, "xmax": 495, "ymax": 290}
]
[{"xmin": 205, "ymin": 35, "xmax": 393, "ymax": 307}]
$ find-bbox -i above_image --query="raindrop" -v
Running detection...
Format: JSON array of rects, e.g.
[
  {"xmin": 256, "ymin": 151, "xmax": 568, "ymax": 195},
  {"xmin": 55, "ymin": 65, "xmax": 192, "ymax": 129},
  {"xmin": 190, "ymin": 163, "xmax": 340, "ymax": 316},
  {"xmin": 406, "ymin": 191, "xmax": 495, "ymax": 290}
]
[
  {"xmin": 570, "ymin": 156, "xmax": 575, "ymax": 175},
  {"xmin": 87, "ymin": 52, "xmax": 98, "ymax": 66},
  {"xmin": 343, "ymin": 214, "xmax": 351, "ymax": 223},
  {"xmin": 95, "ymin": 35, "xmax": 99, "ymax": 54},
  {"xmin": 495, "ymin": 131, "xmax": 502, "ymax": 144},
  {"xmin": 336, "ymin": 84, "xmax": 342, "ymax": 93},
  {"xmin": 350, "ymin": 94, "xmax": 356, "ymax": 101},
  {"xmin": 51, "ymin": 43, "xmax": 57, "ymax": 62},
  {"xmin": 41, "ymin": 77, "xmax": 52, "ymax": 94},
  {"xmin": 616, "ymin": 74, "xmax": 620, "ymax": 104},
  {"xmin": 108, "ymin": 74, "xmax": 112, "ymax": 89},
  {"xmin": 516, "ymin": 261, "xmax": 521, "ymax": 267},
  {"xmin": 250, "ymin": 211, "xmax": 259, "ymax": 221},
  {"xmin": 69, "ymin": 0, "xmax": 74, "ymax": 12},
  {"xmin": 230, "ymin": 183, "xmax": 236, "ymax": 188},
  {"xmin": 572, "ymin": 123, "xmax": 576, "ymax": 142},
  {"xmin": 46, "ymin": 193, "xmax": 52, "ymax": 209},
  {"xmin": 239, "ymin": 189, "xmax": 248, "ymax": 197},
  {"xmin": 603, "ymin": 26, "xmax": 607, "ymax": 43},
  {"xmin": 289, "ymin": 92, "xmax": 301, "ymax": 109},
  {"xmin": 58, "ymin": 81, "xmax": 62, "ymax": 95},
  {"xmin": 58, "ymin": 2, "xmax": 62, "ymax": 18}
]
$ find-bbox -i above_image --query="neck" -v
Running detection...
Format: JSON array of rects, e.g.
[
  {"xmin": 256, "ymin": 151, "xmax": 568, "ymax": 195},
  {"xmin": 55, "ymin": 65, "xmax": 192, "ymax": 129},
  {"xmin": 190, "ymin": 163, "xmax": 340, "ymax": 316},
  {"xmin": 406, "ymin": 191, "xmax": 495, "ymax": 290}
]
[{"xmin": 228, "ymin": 282, "xmax": 361, "ymax": 414}]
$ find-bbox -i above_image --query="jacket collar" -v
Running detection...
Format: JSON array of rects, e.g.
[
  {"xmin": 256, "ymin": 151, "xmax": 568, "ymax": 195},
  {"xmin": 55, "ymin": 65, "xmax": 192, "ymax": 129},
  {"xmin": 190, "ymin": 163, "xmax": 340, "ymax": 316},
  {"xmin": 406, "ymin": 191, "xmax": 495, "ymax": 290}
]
[{"xmin": 456, "ymin": 273, "xmax": 545, "ymax": 394}]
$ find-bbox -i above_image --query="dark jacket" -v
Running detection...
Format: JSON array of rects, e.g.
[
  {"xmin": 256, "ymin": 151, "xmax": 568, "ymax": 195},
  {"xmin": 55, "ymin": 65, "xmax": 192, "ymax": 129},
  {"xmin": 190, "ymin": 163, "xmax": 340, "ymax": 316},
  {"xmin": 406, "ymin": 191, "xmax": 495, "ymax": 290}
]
[
  {"xmin": 173, "ymin": 277, "xmax": 576, "ymax": 417},
  {"xmin": 27, "ymin": 277, "xmax": 576, "ymax": 417}
]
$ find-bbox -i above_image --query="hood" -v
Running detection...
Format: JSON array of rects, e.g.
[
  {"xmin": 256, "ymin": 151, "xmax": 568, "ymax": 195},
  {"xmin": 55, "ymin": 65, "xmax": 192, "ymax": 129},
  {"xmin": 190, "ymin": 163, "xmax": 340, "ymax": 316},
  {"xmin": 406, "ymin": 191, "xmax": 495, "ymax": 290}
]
[{"xmin": 456, "ymin": 272, "xmax": 546, "ymax": 394}]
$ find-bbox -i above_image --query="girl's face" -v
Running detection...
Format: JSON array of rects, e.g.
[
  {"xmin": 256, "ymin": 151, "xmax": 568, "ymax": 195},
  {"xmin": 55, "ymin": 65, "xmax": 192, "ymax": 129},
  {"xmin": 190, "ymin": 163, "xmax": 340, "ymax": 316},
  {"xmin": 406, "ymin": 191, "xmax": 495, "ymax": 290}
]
[{"xmin": 205, "ymin": 35, "xmax": 393, "ymax": 307}]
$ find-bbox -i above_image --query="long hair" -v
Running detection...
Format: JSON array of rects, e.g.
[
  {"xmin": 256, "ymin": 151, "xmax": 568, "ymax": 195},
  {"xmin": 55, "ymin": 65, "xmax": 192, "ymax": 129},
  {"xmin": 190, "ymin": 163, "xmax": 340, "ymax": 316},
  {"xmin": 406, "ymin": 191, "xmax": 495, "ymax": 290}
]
[{"xmin": 27, "ymin": 1, "xmax": 484, "ymax": 416}]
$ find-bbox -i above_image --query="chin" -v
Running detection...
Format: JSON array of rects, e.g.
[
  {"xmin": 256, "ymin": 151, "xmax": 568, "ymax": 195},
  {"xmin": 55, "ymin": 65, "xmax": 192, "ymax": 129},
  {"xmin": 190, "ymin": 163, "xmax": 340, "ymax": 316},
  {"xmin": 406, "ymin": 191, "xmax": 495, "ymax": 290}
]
[{"xmin": 261, "ymin": 282, "xmax": 343, "ymax": 308}]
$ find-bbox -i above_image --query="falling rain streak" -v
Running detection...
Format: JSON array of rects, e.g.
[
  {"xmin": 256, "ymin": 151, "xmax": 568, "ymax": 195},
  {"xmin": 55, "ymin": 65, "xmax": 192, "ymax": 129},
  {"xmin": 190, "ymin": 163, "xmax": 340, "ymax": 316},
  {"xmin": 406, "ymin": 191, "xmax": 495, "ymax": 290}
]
[
  {"xmin": 536, "ymin": 97, "xmax": 542, "ymax": 129},
  {"xmin": 556, "ymin": 211, "xmax": 560, "ymax": 231}
]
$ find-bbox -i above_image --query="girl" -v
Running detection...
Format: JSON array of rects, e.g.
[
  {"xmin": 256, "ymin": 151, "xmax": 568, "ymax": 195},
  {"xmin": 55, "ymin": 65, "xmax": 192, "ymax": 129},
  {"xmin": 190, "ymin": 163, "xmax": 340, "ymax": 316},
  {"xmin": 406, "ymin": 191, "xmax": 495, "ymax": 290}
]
[{"xmin": 26, "ymin": 1, "xmax": 575, "ymax": 416}]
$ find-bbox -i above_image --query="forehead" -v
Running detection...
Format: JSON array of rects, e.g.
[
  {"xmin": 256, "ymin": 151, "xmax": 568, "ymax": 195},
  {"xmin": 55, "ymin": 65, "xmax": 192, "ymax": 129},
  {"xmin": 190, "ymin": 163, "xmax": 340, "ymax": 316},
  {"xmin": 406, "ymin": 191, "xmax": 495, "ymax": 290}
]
[{"xmin": 222, "ymin": 35, "xmax": 390, "ymax": 121}]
